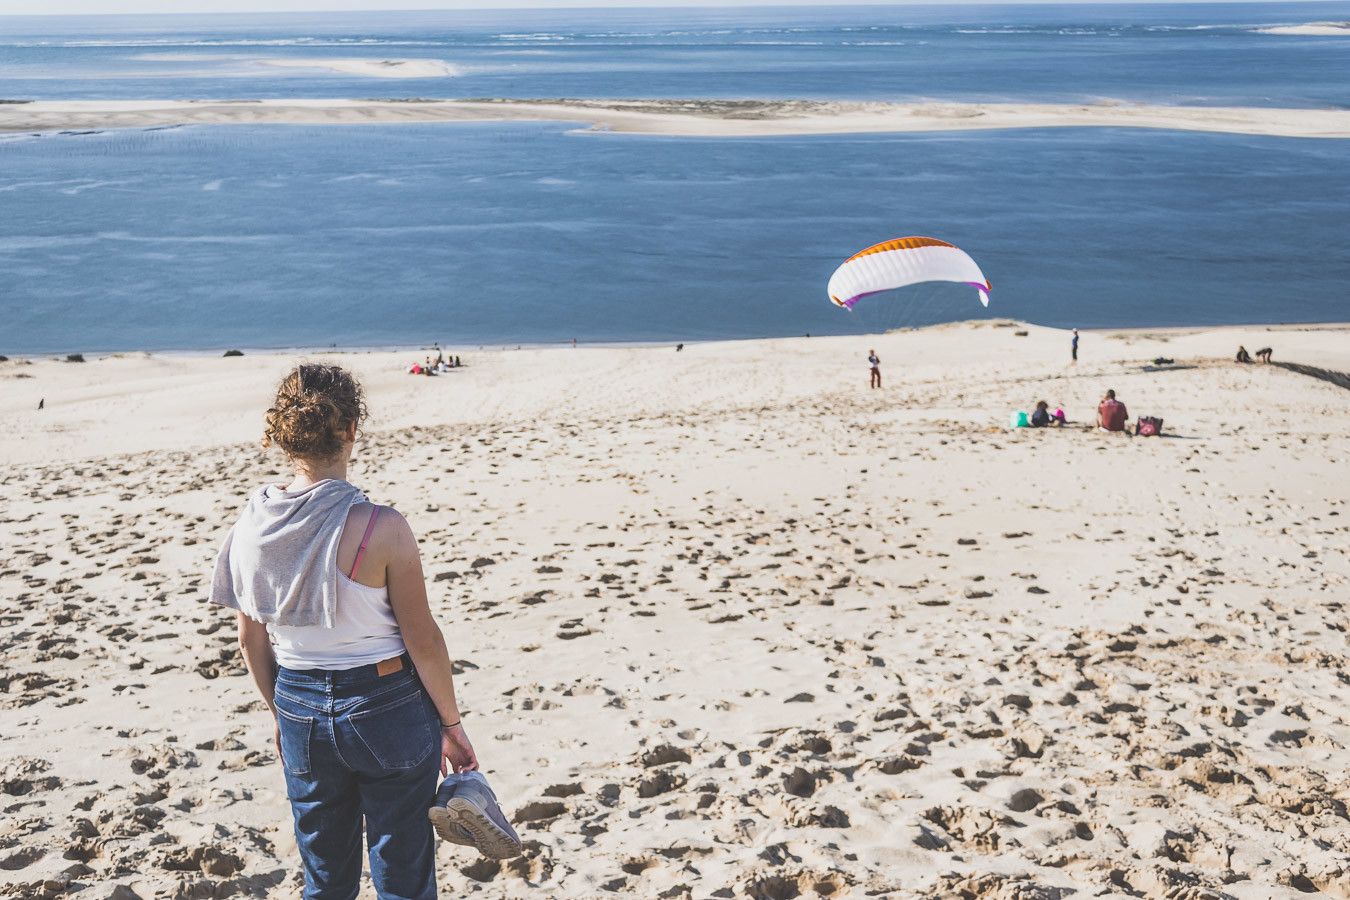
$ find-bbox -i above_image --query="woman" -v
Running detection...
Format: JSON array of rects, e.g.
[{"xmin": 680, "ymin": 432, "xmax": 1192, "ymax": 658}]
[{"xmin": 211, "ymin": 364, "xmax": 476, "ymax": 900}]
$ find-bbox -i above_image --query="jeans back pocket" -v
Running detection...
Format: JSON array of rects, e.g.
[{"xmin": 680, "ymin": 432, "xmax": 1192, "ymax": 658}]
[
  {"xmin": 275, "ymin": 706, "xmax": 314, "ymax": 776},
  {"xmin": 347, "ymin": 690, "xmax": 437, "ymax": 771}
]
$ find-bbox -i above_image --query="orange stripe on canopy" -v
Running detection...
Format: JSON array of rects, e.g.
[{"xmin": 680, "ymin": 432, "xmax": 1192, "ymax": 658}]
[{"xmin": 844, "ymin": 236, "xmax": 956, "ymax": 263}]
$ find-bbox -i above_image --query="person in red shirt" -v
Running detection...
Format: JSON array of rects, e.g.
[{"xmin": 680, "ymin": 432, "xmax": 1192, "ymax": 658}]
[{"xmin": 1097, "ymin": 389, "xmax": 1130, "ymax": 433}]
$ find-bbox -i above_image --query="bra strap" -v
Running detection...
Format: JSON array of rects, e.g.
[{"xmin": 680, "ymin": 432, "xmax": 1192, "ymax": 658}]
[{"xmin": 349, "ymin": 506, "xmax": 381, "ymax": 581}]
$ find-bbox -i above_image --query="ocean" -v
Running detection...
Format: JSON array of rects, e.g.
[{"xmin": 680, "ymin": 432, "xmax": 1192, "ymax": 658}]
[{"xmin": 1, "ymin": 3, "xmax": 1348, "ymax": 353}]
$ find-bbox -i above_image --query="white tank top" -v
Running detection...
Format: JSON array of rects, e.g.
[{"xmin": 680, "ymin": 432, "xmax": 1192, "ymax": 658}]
[{"xmin": 269, "ymin": 571, "xmax": 406, "ymax": 670}]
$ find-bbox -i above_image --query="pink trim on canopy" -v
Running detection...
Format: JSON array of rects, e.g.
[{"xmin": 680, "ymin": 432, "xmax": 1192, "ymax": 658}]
[{"xmin": 834, "ymin": 281, "xmax": 991, "ymax": 311}]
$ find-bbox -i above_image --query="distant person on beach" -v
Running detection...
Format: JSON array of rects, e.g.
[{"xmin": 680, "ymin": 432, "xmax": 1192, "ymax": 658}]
[
  {"xmin": 1030, "ymin": 400, "xmax": 1066, "ymax": 427},
  {"xmin": 1071, "ymin": 329, "xmax": 1079, "ymax": 364},
  {"xmin": 38, "ymin": 398, "xmax": 44, "ymax": 410},
  {"xmin": 212, "ymin": 364, "xmax": 484, "ymax": 899},
  {"xmin": 1097, "ymin": 389, "xmax": 1130, "ymax": 433},
  {"xmin": 1236, "ymin": 346, "xmax": 1252, "ymax": 364},
  {"xmin": 676, "ymin": 343, "xmax": 684, "ymax": 352},
  {"xmin": 434, "ymin": 346, "xmax": 445, "ymax": 367},
  {"xmin": 1255, "ymin": 346, "xmax": 1273, "ymax": 363},
  {"xmin": 868, "ymin": 349, "xmax": 881, "ymax": 389}
]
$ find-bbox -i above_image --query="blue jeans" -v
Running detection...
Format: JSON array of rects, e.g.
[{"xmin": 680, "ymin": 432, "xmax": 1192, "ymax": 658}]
[{"xmin": 274, "ymin": 655, "xmax": 441, "ymax": 900}]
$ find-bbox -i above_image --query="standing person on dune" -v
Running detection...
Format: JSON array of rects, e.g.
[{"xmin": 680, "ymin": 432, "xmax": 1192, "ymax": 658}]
[
  {"xmin": 1071, "ymin": 328, "xmax": 1079, "ymax": 365},
  {"xmin": 868, "ymin": 348, "xmax": 881, "ymax": 389},
  {"xmin": 211, "ymin": 364, "xmax": 483, "ymax": 899}
]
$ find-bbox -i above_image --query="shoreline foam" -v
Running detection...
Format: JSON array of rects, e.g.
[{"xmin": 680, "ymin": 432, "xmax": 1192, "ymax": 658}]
[{"xmin": 3, "ymin": 98, "xmax": 1350, "ymax": 139}]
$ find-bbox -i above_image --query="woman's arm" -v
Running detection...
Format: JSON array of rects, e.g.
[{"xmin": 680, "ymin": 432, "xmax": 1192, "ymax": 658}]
[
  {"xmin": 237, "ymin": 611, "xmax": 277, "ymax": 713},
  {"xmin": 237, "ymin": 612, "xmax": 282, "ymax": 758},
  {"xmin": 384, "ymin": 511, "xmax": 479, "ymax": 774}
]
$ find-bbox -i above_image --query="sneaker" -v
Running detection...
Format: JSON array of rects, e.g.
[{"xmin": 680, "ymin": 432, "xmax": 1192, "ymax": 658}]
[{"xmin": 428, "ymin": 771, "xmax": 523, "ymax": 859}]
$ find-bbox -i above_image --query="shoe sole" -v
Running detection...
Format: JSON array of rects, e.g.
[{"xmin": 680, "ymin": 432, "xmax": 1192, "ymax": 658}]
[{"xmin": 428, "ymin": 798, "xmax": 522, "ymax": 859}]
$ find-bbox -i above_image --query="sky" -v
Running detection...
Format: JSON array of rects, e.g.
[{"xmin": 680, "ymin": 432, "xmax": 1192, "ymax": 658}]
[{"xmin": 0, "ymin": 0, "xmax": 1317, "ymax": 16}]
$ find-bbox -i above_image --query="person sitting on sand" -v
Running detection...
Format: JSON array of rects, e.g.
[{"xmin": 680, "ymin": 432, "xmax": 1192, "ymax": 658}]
[
  {"xmin": 1097, "ymin": 389, "xmax": 1130, "ymax": 433},
  {"xmin": 1255, "ymin": 346, "xmax": 1273, "ymax": 363},
  {"xmin": 868, "ymin": 349, "xmax": 881, "ymax": 389},
  {"xmin": 1236, "ymin": 345, "xmax": 1252, "ymax": 364},
  {"xmin": 409, "ymin": 362, "xmax": 422, "ymax": 375},
  {"xmin": 424, "ymin": 357, "xmax": 437, "ymax": 376},
  {"xmin": 1029, "ymin": 400, "xmax": 1066, "ymax": 427},
  {"xmin": 211, "ymin": 364, "xmax": 481, "ymax": 899}
]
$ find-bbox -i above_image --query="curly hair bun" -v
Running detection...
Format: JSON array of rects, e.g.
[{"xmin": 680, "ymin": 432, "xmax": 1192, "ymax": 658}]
[{"xmin": 264, "ymin": 364, "xmax": 367, "ymax": 460}]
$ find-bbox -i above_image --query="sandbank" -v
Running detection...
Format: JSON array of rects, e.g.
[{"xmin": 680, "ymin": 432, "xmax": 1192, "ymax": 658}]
[
  {"xmin": 3, "ymin": 98, "xmax": 1350, "ymax": 139},
  {"xmin": 1258, "ymin": 21, "xmax": 1350, "ymax": 36},
  {"xmin": 257, "ymin": 57, "xmax": 460, "ymax": 78}
]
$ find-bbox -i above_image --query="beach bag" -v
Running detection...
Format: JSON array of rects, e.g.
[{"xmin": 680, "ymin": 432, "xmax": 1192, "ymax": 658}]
[
  {"xmin": 1137, "ymin": 416, "xmax": 1163, "ymax": 437},
  {"xmin": 1010, "ymin": 411, "xmax": 1028, "ymax": 428}
]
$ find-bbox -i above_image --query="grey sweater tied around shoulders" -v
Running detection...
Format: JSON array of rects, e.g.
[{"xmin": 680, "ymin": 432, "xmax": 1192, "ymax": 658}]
[{"xmin": 210, "ymin": 478, "xmax": 367, "ymax": 628}]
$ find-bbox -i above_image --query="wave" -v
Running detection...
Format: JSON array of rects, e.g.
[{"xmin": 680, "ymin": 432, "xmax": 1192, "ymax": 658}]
[
  {"xmin": 953, "ymin": 27, "xmax": 1115, "ymax": 35},
  {"xmin": 0, "ymin": 234, "xmax": 98, "ymax": 251},
  {"xmin": 97, "ymin": 230, "xmax": 277, "ymax": 244},
  {"xmin": 4, "ymin": 20, "xmax": 1347, "ymax": 55}
]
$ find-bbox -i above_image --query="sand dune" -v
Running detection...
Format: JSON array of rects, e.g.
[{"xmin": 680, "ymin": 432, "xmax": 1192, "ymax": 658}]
[
  {"xmin": 2, "ymin": 322, "xmax": 1348, "ymax": 898},
  {"xmin": 3, "ymin": 98, "xmax": 1350, "ymax": 139}
]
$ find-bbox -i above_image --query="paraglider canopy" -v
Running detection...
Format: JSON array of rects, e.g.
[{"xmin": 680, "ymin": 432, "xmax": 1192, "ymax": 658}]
[{"xmin": 828, "ymin": 237, "xmax": 990, "ymax": 310}]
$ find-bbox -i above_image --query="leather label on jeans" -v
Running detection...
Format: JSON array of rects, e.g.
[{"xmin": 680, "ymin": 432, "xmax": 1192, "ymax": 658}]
[{"xmin": 376, "ymin": 657, "xmax": 404, "ymax": 677}]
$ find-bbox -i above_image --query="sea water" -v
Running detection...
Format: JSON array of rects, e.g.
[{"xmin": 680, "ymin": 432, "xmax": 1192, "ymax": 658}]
[
  {"xmin": 0, "ymin": 4, "xmax": 1347, "ymax": 353},
  {"xmin": 3, "ymin": 3, "xmax": 1348, "ymax": 106}
]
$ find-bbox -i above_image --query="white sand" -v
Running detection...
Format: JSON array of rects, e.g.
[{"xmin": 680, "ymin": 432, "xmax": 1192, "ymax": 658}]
[
  {"xmin": 1258, "ymin": 22, "xmax": 1350, "ymax": 36},
  {"xmin": 257, "ymin": 57, "xmax": 460, "ymax": 78},
  {"xmin": 4, "ymin": 98, "xmax": 1350, "ymax": 139},
  {"xmin": 2, "ymin": 322, "xmax": 1348, "ymax": 898}
]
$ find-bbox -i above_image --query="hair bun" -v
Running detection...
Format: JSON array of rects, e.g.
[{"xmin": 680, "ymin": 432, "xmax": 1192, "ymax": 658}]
[{"xmin": 263, "ymin": 364, "xmax": 367, "ymax": 460}]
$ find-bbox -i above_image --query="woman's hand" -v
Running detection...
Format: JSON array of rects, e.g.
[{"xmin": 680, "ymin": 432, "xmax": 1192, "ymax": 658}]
[{"xmin": 441, "ymin": 723, "xmax": 479, "ymax": 775}]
